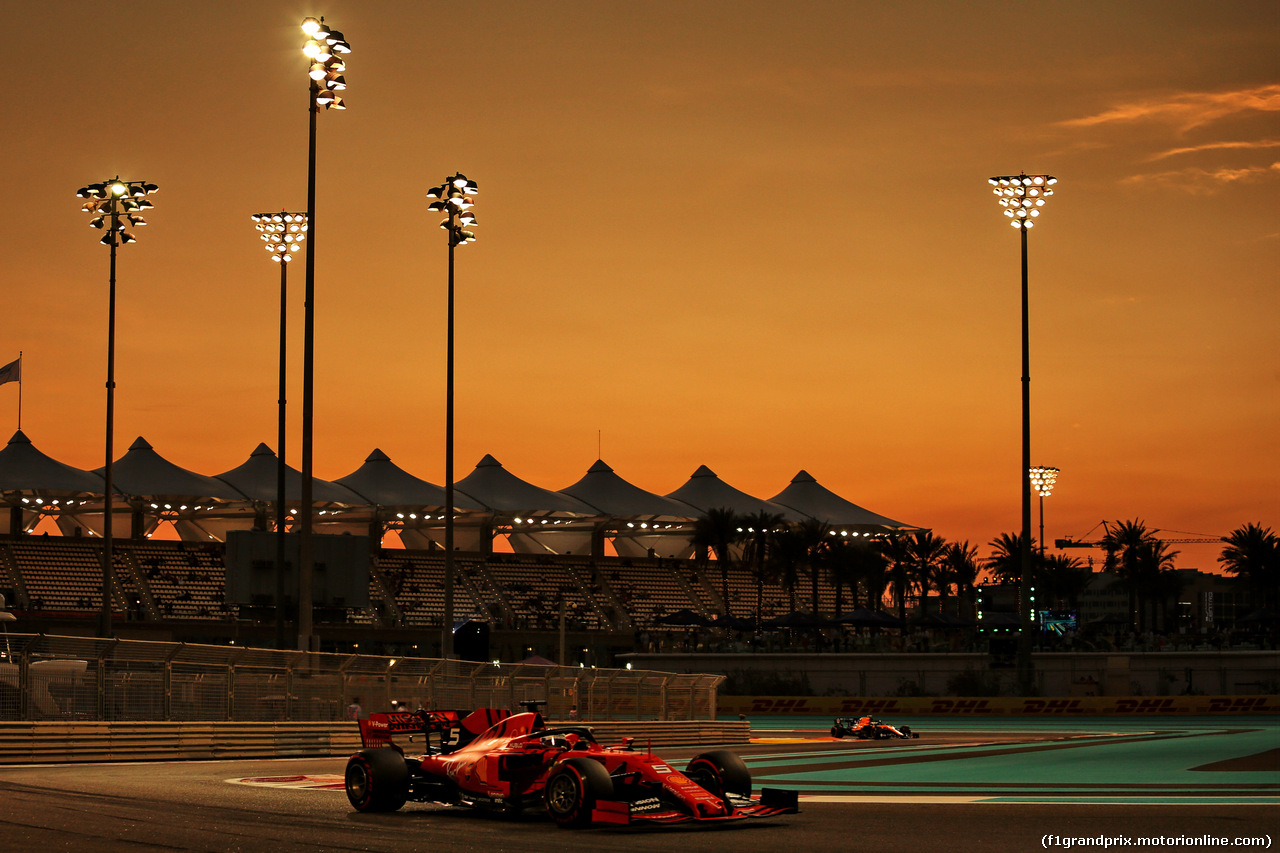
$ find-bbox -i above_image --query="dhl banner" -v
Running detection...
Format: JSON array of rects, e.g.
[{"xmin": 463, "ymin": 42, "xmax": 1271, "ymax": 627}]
[{"xmin": 718, "ymin": 695, "xmax": 1279, "ymax": 716}]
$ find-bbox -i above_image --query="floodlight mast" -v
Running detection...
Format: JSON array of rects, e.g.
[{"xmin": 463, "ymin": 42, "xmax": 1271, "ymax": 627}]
[
  {"xmin": 76, "ymin": 177, "xmax": 158, "ymax": 638},
  {"xmin": 426, "ymin": 173, "xmax": 479, "ymax": 659},
  {"xmin": 298, "ymin": 16, "xmax": 350, "ymax": 651},
  {"xmin": 987, "ymin": 172, "xmax": 1057, "ymax": 694},
  {"xmin": 251, "ymin": 211, "xmax": 308, "ymax": 649}
]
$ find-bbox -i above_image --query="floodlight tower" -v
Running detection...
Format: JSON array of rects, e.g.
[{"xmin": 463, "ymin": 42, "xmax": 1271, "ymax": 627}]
[
  {"xmin": 1029, "ymin": 465, "xmax": 1059, "ymax": 559},
  {"xmin": 251, "ymin": 211, "xmax": 308, "ymax": 649},
  {"xmin": 987, "ymin": 172, "xmax": 1057, "ymax": 691},
  {"xmin": 298, "ymin": 16, "xmax": 350, "ymax": 651},
  {"xmin": 76, "ymin": 177, "xmax": 158, "ymax": 638},
  {"xmin": 426, "ymin": 173, "xmax": 479, "ymax": 659}
]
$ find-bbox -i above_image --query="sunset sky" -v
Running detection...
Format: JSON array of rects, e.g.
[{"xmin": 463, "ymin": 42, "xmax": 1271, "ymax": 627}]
[{"xmin": 4, "ymin": 1, "xmax": 1277, "ymax": 571}]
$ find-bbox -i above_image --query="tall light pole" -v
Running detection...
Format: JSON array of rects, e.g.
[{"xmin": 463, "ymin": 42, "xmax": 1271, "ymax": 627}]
[
  {"xmin": 298, "ymin": 16, "xmax": 349, "ymax": 652},
  {"xmin": 251, "ymin": 211, "xmax": 307, "ymax": 649},
  {"xmin": 1029, "ymin": 465, "xmax": 1059, "ymax": 559},
  {"xmin": 427, "ymin": 173, "xmax": 479, "ymax": 660},
  {"xmin": 988, "ymin": 171, "xmax": 1056, "ymax": 692},
  {"xmin": 77, "ymin": 177, "xmax": 158, "ymax": 638}
]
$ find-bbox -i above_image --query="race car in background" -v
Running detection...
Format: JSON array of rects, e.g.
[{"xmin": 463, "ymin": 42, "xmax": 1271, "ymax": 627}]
[
  {"xmin": 830, "ymin": 715, "xmax": 919, "ymax": 739},
  {"xmin": 344, "ymin": 702, "xmax": 799, "ymax": 828}
]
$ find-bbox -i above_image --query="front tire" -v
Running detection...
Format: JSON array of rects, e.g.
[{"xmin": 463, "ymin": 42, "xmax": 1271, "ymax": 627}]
[
  {"xmin": 346, "ymin": 748, "xmax": 409, "ymax": 812},
  {"xmin": 831, "ymin": 726, "xmax": 845, "ymax": 738},
  {"xmin": 544, "ymin": 756, "xmax": 613, "ymax": 828},
  {"xmin": 685, "ymin": 749, "xmax": 752, "ymax": 798}
]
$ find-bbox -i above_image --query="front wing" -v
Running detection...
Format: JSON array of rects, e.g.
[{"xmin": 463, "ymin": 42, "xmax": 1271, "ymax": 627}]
[{"xmin": 589, "ymin": 788, "xmax": 800, "ymax": 827}]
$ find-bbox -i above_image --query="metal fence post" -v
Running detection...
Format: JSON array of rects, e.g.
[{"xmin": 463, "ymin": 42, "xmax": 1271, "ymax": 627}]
[{"xmin": 18, "ymin": 642, "xmax": 30, "ymax": 721}]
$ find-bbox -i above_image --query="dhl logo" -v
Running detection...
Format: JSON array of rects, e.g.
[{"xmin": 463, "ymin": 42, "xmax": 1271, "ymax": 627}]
[
  {"xmin": 1020, "ymin": 699, "xmax": 1085, "ymax": 714},
  {"xmin": 1112, "ymin": 698, "xmax": 1177, "ymax": 713},
  {"xmin": 927, "ymin": 699, "xmax": 993, "ymax": 713}
]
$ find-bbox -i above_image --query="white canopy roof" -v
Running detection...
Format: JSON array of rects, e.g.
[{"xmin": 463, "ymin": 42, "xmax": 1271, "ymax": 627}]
[
  {"xmin": 335, "ymin": 448, "xmax": 484, "ymax": 510},
  {"xmin": 101, "ymin": 437, "xmax": 246, "ymax": 502},
  {"xmin": 0, "ymin": 430, "xmax": 104, "ymax": 495},
  {"xmin": 214, "ymin": 443, "xmax": 365, "ymax": 505},
  {"xmin": 769, "ymin": 469, "xmax": 915, "ymax": 530},
  {"xmin": 558, "ymin": 459, "xmax": 698, "ymax": 520},
  {"xmin": 456, "ymin": 455, "xmax": 596, "ymax": 516},
  {"xmin": 665, "ymin": 464, "xmax": 804, "ymax": 521}
]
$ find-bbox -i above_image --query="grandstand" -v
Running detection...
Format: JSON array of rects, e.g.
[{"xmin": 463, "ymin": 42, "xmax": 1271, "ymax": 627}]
[{"xmin": 0, "ymin": 535, "xmax": 867, "ymax": 658}]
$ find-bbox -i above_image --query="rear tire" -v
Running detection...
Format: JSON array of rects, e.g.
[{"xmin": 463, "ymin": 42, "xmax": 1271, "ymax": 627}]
[
  {"xmin": 685, "ymin": 749, "xmax": 752, "ymax": 798},
  {"xmin": 831, "ymin": 726, "xmax": 845, "ymax": 738},
  {"xmin": 544, "ymin": 756, "xmax": 613, "ymax": 828},
  {"xmin": 346, "ymin": 748, "xmax": 409, "ymax": 812}
]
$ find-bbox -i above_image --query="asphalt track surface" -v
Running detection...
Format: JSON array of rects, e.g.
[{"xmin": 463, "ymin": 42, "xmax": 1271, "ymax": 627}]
[{"xmin": 0, "ymin": 717, "xmax": 1275, "ymax": 853}]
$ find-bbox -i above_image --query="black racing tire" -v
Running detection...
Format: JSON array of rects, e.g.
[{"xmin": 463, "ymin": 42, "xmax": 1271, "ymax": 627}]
[
  {"xmin": 831, "ymin": 727, "xmax": 845, "ymax": 738},
  {"xmin": 900, "ymin": 725, "xmax": 913, "ymax": 737},
  {"xmin": 544, "ymin": 756, "xmax": 613, "ymax": 828},
  {"xmin": 685, "ymin": 749, "xmax": 752, "ymax": 798},
  {"xmin": 346, "ymin": 748, "xmax": 409, "ymax": 812}
]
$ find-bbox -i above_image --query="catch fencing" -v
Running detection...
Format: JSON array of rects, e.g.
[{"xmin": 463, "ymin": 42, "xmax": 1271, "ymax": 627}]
[{"xmin": 0, "ymin": 633, "xmax": 722, "ymax": 723}]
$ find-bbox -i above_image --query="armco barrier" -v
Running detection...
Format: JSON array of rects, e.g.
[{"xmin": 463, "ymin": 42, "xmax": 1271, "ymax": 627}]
[
  {"xmin": 0, "ymin": 719, "xmax": 749, "ymax": 764},
  {"xmin": 718, "ymin": 694, "xmax": 1280, "ymax": 717}
]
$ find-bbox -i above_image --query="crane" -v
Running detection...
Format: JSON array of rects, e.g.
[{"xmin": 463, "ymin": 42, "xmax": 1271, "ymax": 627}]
[{"xmin": 1054, "ymin": 520, "xmax": 1221, "ymax": 549}]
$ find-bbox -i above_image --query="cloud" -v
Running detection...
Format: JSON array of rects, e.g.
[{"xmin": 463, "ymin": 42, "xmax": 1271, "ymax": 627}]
[
  {"xmin": 1148, "ymin": 139, "xmax": 1280, "ymax": 161},
  {"xmin": 1120, "ymin": 162, "xmax": 1280, "ymax": 192},
  {"xmin": 1061, "ymin": 84, "xmax": 1280, "ymax": 133}
]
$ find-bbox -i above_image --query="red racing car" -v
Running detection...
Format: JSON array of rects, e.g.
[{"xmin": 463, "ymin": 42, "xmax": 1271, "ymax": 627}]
[{"xmin": 345, "ymin": 702, "xmax": 798, "ymax": 828}]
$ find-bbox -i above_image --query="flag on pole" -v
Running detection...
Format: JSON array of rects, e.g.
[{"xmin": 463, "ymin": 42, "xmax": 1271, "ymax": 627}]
[{"xmin": 0, "ymin": 357, "xmax": 19, "ymax": 386}]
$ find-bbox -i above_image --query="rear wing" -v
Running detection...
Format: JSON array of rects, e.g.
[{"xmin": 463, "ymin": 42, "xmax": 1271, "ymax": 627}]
[{"xmin": 358, "ymin": 708, "xmax": 514, "ymax": 752}]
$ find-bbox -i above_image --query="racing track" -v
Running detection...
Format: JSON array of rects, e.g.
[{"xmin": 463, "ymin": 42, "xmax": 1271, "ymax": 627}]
[{"xmin": 0, "ymin": 717, "xmax": 1275, "ymax": 853}]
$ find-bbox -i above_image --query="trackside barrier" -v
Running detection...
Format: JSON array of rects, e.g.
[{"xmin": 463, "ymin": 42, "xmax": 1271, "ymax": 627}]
[
  {"xmin": 718, "ymin": 695, "xmax": 1280, "ymax": 716},
  {"xmin": 0, "ymin": 719, "xmax": 749, "ymax": 764},
  {"xmin": 0, "ymin": 633, "xmax": 723, "ymax": 723}
]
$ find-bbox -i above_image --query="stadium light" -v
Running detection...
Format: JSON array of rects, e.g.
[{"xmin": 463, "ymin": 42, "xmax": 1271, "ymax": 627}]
[
  {"xmin": 299, "ymin": 16, "xmax": 351, "ymax": 652},
  {"xmin": 1029, "ymin": 465, "xmax": 1059, "ymax": 559},
  {"xmin": 251, "ymin": 211, "xmax": 307, "ymax": 649},
  {"xmin": 427, "ymin": 172, "xmax": 479, "ymax": 659},
  {"xmin": 987, "ymin": 172, "xmax": 1057, "ymax": 692},
  {"xmin": 77, "ymin": 177, "xmax": 158, "ymax": 638}
]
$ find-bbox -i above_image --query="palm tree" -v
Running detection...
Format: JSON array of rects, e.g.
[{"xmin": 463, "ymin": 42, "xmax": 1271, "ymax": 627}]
[
  {"xmin": 863, "ymin": 541, "xmax": 892, "ymax": 612},
  {"xmin": 767, "ymin": 526, "xmax": 807, "ymax": 616},
  {"xmin": 1133, "ymin": 539, "xmax": 1180, "ymax": 632},
  {"xmin": 1218, "ymin": 523, "xmax": 1279, "ymax": 610},
  {"xmin": 690, "ymin": 507, "xmax": 740, "ymax": 617},
  {"xmin": 880, "ymin": 534, "xmax": 913, "ymax": 623},
  {"xmin": 795, "ymin": 519, "xmax": 831, "ymax": 622},
  {"xmin": 908, "ymin": 531, "xmax": 949, "ymax": 615},
  {"xmin": 985, "ymin": 531, "xmax": 1034, "ymax": 585},
  {"xmin": 942, "ymin": 541, "xmax": 980, "ymax": 618},
  {"xmin": 1101, "ymin": 520, "xmax": 1158, "ymax": 631},
  {"xmin": 739, "ymin": 510, "xmax": 786, "ymax": 629},
  {"xmin": 1039, "ymin": 553, "xmax": 1092, "ymax": 613},
  {"xmin": 825, "ymin": 538, "xmax": 863, "ymax": 615}
]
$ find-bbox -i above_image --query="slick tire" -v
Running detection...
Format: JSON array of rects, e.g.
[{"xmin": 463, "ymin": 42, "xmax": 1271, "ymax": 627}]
[
  {"xmin": 686, "ymin": 749, "xmax": 752, "ymax": 799},
  {"xmin": 544, "ymin": 757, "xmax": 613, "ymax": 828},
  {"xmin": 345, "ymin": 748, "xmax": 409, "ymax": 813}
]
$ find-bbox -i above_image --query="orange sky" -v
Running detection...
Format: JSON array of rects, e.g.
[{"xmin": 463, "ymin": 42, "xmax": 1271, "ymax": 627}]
[{"xmin": 5, "ymin": 1, "xmax": 1277, "ymax": 571}]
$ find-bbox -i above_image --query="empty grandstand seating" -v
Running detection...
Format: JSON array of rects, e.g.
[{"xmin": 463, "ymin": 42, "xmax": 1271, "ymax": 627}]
[{"xmin": 0, "ymin": 536, "xmax": 854, "ymax": 633}]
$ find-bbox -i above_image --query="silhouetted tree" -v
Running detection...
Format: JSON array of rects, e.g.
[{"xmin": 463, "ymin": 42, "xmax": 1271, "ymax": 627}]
[
  {"xmin": 691, "ymin": 507, "xmax": 741, "ymax": 617},
  {"xmin": 739, "ymin": 510, "xmax": 786, "ymax": 629},
  {"xmin": 1218, "ymin": 523, "xmax": 1279, "ymax": 611},
  {"xmin": 1101, "ymin": 519, "xmax": 1159, "ymax": 631},
  {"xmin": 942, "ymin": 540, "xmax": 981, "ymax": 618}
]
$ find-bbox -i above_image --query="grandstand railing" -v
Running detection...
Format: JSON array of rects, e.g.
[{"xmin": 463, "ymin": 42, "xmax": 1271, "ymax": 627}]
[{"xmin": 0, "ymin": 633, "xmax": 723, "ymax": 723}]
